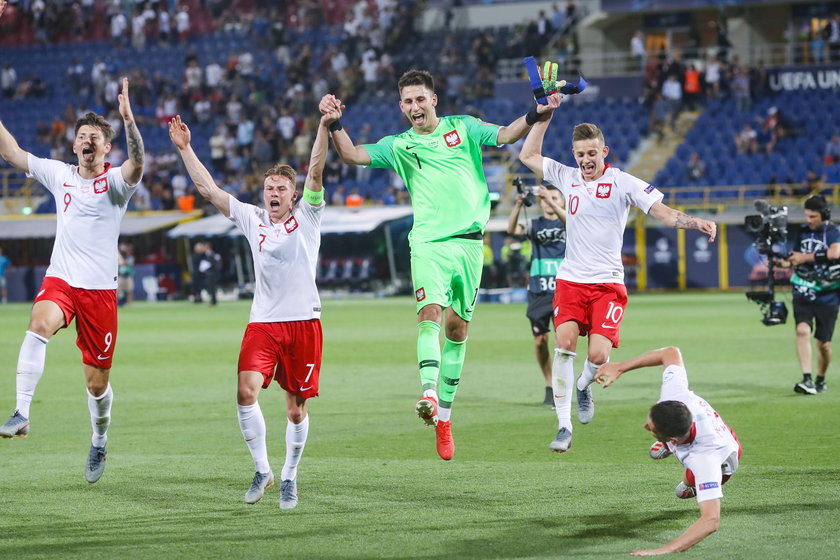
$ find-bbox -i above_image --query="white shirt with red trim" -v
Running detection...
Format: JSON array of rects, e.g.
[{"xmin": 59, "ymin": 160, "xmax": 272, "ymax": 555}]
[
  {"xmin": 228, "ymin": 195, "xmax": 324, "ymax": 323},
  {"xmin": 542, "ymin": 160, "xmax": 663, "ymax": 284},
  {"xmin": 26, "ymin": 154, "xmax": 138, "ymax": 289},
  {"xmin": 659, "ymin": 365, "xmax": 741, "ymax": 503}
]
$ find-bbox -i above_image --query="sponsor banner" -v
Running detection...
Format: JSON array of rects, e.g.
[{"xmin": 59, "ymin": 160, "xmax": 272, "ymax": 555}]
[
  {"xmin": 686, "ymin": 229, "xmax": 719, "ymax": 289},
  {"xmin": 727, "ymin": 226, "xmax": 761, "ymax": 288},
  {"xmin": 647, "ymin": 228, "xmax": 679, "ymax": 290},
  {"xmin": 767, "ymin": 64, "xmax": 840, "ymax": 92}
]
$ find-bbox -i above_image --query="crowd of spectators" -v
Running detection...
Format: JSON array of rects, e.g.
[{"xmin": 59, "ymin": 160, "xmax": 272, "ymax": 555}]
[{"xmin": 4, "ymin": 0, "xmax": 577, "ymax": 212}]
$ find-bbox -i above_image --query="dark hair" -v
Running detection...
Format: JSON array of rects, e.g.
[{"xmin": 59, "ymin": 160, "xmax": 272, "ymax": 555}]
[
  {"xmin": 572, "ymin": 122, "xmax": 605, "ymax": 146},
  {"xmin": 804, "ymin": 194, "xmax": 828, "ymax": 213},
  {"xmin": 649, "ymin": 400, "xmax": 693, "ymax": 440},
  {"xmin": 544, "ymin": 184, "xmax": 560, "ymax": 192},
  {"xmin": 398, "ymin": 70, "xmax": 435, "ymax": 93},
  {"xmin": 74, "ymin": 112, "xmax": 114, "ymax": 144}
]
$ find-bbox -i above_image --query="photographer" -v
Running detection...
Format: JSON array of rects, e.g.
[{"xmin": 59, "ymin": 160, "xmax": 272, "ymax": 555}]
[
  {"xmin": 776, "ymin": 195, "xmax": 840, "ymax": 394},
  {"xmin": 507, "ymin": 182, "xmax": 566, "ymax": 406}
]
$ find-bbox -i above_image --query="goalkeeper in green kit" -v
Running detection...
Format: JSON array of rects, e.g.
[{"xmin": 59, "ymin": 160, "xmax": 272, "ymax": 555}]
[{"xmin": 319, "ymin": 69, "xmax": 563, "ymax": 460}]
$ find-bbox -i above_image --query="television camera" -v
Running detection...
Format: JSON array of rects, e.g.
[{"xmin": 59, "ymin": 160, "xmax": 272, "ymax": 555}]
[
  {"xmin": 744, "ymin": 199, "xmax": 789, "ymax": 325},
  {"xmin": 513, "ymin": 177, "xmax": 540, "ymax": 207}
]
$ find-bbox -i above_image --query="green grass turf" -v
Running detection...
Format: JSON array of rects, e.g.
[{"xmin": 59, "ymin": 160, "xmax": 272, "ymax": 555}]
[{"xmin": 0, "ymin": 292, "xmax": 838, "ymax": 559}]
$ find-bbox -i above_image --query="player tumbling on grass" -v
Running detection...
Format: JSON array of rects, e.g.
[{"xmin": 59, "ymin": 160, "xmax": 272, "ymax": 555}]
[
  {"xmin": 319, "ymin": 69, "xmax": 556, "ymax": 460},
  {"xmin": 596, "ymin": 347, "xmax": 742, "ymax": 556},
  {"xmin": 519, "ymin": 94, "xmax": 716, "ymax": 453},
  {"xmin": 170, "ymin": 108, "xmax": 332, "ymax": 509},
  {"xmin": 0, "ymin": 77, "xmax": 144, "ymax": 484}
]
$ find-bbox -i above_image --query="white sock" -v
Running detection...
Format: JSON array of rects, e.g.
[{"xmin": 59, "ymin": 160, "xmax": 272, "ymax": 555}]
[
  {"xmin": 552, "ymin": 349, "xmax": 575, "ymax": 432},
  {"xmin": 15, "ymin": 330, "xmax": 49, "ymax": 418},
  {"xmin": 87, "ymin": 384, "xmax": 113, "ymax": 447},
  {"xmin": 423, "ymin": 389, "xmax": 438, "ymax": 401},
  {"xmin": 237, "ymin": 402, "xmax": 270, "ymax": 473},
  {"xmin": 438, "ymin": 406, "xmax": 451, "ymax": 422},
  {"xmin": 281, "ymin": 415, "xmax": 309, "ymax": 481},
  {"xmin": 577, "ymin": 359, "xmax": 605, "ymax": 391}
]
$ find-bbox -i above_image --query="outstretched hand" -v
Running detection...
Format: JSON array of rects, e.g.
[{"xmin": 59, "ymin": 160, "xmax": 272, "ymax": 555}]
[
  {"xmin": 700, "ymin": 219, "xmax": 717, "ymax": 242},
  {"xmin": 0, "ymin": 1, "xmax": 7, "ymax": 20},
  {"xmin": 594, "ymin": 363, "xmax": 622, "ymax": 388},
  {"xmin": 168, "ymin": 115, "xmax": 191, "ymax": 149},
  {"xmin": 118, "ymin": 77, "xmax": 135, "ymax": 123}
]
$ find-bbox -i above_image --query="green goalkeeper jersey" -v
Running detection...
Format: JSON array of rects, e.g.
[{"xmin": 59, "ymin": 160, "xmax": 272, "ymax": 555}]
[{"xmin": 363, "ymin": 115, "xmax": 501, "ymax": 244}]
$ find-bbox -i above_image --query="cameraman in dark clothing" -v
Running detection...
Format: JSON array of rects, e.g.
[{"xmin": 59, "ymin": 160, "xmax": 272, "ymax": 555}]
[
  {"xmin": 508, "ymin": 183, "xmax": 566, "ymax": 406},
  {"xmin": 777, "ymin": 195, "xmax": 840, "ymax": 394}
]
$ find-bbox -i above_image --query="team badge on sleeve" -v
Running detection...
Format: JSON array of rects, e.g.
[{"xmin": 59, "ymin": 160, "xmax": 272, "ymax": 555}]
[
  {"xmin": 644, "ymin": 184, "xmax": 656, "ymax": 194},
  {"xmin": 415, "ymin": 287, "xmax": 426, "ymax": 302},
  {"xmin": 444, "ymin": 130, "xmax": 461, "ymax": 147}
]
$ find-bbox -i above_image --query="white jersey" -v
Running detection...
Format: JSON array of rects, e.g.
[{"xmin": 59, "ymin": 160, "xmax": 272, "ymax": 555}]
[
  {"xmin": 228, "ymin": 194, "xmax": 324, "ymax": 323},
  {"xmin": 27, "ymin": 154, "xmax": 138, "ymax": 289},
  {"xmin": 542, "ymin": 160, "xmax": 663, "ymax": 284},
  {"xmin": 659, "ymin": 365, "xmax": 741, "ymax": 503}
]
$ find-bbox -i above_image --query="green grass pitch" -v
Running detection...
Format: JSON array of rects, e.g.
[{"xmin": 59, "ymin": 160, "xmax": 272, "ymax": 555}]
[{"xmin": 0, "ymin": 292, "xmax": 838, "ymax": 559}]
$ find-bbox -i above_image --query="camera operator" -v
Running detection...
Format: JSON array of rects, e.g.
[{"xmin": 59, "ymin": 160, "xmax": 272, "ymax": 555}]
[
  {"xmin": 507, "ymin": 182, "xmax": 567, "ymax": 406},
  {"xmin": 776, "ymin": 195, "xmax": 840, "ymax": 394}
]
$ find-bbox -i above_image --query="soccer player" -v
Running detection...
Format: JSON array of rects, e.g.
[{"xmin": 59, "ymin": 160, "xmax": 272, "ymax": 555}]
[
  {"xmin": 506, "ymin": 184, "xmax": 566, "ymax": 406},
  {"xmin": 519, "ymin": 95, "xmax": 716, "ymax": 452},
  {"xmin": 775, "ymin": 194, "xmax": 840, "ymax": 394},
  {"xmin": 169, "ymin": 109, "xmax": 331, "ymax": 509},
  {"xmin": 0, "ymin": 78, "xmax": 145, "ymax": 485},
  {"xmin": 319, "ymin": 69, "xmax": 555, "ymax": 460},
  {"xmin": 596, "ymin": 346, "xmax": 742, "ymax": 556}
]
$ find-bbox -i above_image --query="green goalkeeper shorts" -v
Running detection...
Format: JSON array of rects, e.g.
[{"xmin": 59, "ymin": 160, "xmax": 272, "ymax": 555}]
[{"xmin": 410, "ymin": 238, "xmax": 483, "ymax": 321}]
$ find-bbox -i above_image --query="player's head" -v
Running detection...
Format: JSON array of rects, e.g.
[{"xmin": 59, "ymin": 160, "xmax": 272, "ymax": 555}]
[
  {"xmin": 645, "ymin": 400, "xmax": 693, "ymax": 442},
  {"xmin": 263, "ymin": 163, "xmax": 298, "ymax": 223},
  {"xmin": 398, "ymin": 70, "xmax": 438, "ymax": 133},
  {"xmin": 571, "ymin": 123, "xmax": 609, "ymax": 182},
  {"xmin": 73, "ymin": 112, "xmax": 114, "ymax": 169},
  {"xmin": 804, "ymin": 194, "xmax": 830, "ymax": 229},
  {"xmin": 539, "ymin": 184, "xmax": 564, "ymax": 218}
]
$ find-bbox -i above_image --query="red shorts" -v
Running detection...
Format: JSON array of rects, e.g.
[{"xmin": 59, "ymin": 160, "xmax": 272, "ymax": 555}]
[
  {"xmin": 685, "ymin": 426, "xmax": 743, "ymax": 487},
  {"xmin": 237, "ymin": 320, "xmax": 323, "ymax": 399},
  {"xmin": 552, "ymin": 280, "xmax": 628, "ymax": 348},
  {"xmin": 35, "ymin": 276, "xmax": 118, "ymax": 369}
]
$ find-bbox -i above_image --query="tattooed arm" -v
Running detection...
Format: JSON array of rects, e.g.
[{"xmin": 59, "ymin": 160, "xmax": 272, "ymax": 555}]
[
  {"xmin": 649, "ymin": 201, "xmax": 717, "ymax": 242},
  {"xmin": 118, "ymin": 77, "xmax": 145, "ymax": 185}
]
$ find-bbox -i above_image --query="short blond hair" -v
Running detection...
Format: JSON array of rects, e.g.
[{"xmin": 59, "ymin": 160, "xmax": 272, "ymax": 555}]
[
  {"xmin": 572, "ymin": 123, "xmax": 605, "ymax": 146},
  {"xmin": 263, "ymin": 163, "xmax": 297, "ymax": 189}
]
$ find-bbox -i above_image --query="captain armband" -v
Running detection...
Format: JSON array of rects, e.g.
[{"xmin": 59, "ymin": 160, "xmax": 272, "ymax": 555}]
[{"xmin": 303, "ymin": 187, "xmax": 324, "ymax": 205}]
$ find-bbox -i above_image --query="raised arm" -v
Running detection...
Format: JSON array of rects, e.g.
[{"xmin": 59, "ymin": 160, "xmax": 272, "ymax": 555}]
[
  {"xmin": 118, "ymin": 78, "xmax": 144, "ymax": 185},
  {"xmin": 519, "ymin": 113, "xmax": 551, "ymax": 176},
  {"xmin": 648, "ymin": 201, "xmax": 717, "ymax": 242},
  {"xmin": 596, "ymin": 346, "xmax": 684, "ymax": 388},
  {"xmin": 631, "ymin": 498, "xmax": 720, "ymax": 556},
  {"xmin": 318, "ymin": 94, "xmax": 371, "ymax": 166},
  {"xmin": 506, "ymin": 194, "xmax": 526, "ymax": 235},
  {"xmin": 0, "ymin": 1, "xmax": 6, "ymax": 19},
  {"xmin": 168, "ymin": 115, "xmax": 230, "ymax": 217},
  {"xmin": 497, "ymin": 93, "xmax": 562, "ymax": 145},
  {"xmin": 305, "ymin": 111, "xmax": 339, "ymax": 193},
  {"xmin": 0, "ymin": 117, "xmax": 30, "ymax": 173},
  {"xmin": 539, "ymin": 186, "xmax": 567, "ymax": 223}
]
